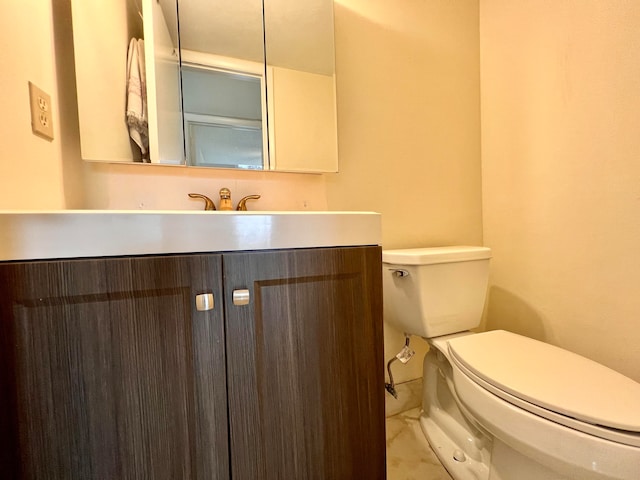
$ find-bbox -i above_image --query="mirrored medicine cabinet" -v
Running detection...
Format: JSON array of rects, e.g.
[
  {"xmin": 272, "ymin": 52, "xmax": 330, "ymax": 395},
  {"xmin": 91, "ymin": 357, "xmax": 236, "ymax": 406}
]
[{"xmin": 70, "ymin": 0, "xmax": 338, "ymax": 173}]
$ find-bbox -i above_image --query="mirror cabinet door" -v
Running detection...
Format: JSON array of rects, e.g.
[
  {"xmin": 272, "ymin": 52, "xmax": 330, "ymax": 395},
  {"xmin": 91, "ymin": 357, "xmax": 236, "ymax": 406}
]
[
  {"xmin": 177, "ymin": 0, "xmax": 267, "ymax": 170},
  {"xmin": 263, "ymin": 0, "xmax": 339, "ymax": 173},
  {"xmin": 70, "ymin": 0, "xmax": 338, "ymax": 172},
  {"xmin": 71, "ymin": 0, "xmax": 183, "ymax": 164}
]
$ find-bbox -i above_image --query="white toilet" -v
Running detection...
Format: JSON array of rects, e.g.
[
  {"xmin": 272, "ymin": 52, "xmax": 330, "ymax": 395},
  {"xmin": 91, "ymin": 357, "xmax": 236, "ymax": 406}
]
[{"xmin": 382, "ymin": 246, "xmax": 640, "ymax": 480}]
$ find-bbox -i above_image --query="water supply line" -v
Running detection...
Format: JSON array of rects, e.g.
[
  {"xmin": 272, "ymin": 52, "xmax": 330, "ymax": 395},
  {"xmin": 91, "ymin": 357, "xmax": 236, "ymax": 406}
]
[{"xmin": 385, "ymin": 334, "xmax": 415, "ymax": 398}]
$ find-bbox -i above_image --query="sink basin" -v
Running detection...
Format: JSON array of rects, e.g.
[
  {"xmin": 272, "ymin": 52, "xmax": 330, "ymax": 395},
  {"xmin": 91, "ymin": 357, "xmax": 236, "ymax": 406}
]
[{"xmin": 0, "ymin": 210, "xmax": 381, "ymax": 261}]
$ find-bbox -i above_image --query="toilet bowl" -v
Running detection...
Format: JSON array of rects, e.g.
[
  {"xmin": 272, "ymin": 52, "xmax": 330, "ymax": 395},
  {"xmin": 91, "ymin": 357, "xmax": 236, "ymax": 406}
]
[{"xmin": 382, "ymin": 246, "xmax": 640, "ymax": 480}]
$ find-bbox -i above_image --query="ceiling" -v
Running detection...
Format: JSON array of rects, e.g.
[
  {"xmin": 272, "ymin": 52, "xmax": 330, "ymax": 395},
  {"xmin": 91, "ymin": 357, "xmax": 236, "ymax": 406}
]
[{"xmin": 160, "ymin": 0, "xmax": 335, "ymax": 75}]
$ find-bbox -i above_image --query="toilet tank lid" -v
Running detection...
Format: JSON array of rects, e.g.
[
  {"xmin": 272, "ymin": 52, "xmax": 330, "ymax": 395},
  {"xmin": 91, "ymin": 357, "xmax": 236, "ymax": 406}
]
[
  {"xmin": 448, "ymin": 330, "xmax": 640, "ymax": 433},
  {"xmin": 382, "ymin": 246, "xmax": 491, "ymax": 265}
]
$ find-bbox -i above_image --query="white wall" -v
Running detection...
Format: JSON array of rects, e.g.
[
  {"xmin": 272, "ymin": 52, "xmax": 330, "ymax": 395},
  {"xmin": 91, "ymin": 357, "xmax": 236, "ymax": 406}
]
[{"xmin": 480, "ymin": 0, "xmax": 640, "ymax": 382}]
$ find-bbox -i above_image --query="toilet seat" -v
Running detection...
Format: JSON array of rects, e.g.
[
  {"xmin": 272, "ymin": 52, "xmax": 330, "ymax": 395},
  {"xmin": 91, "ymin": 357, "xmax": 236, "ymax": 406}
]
[{"xmin": 446, "ymin": 330, "xmax": 640, "ymax": 448}]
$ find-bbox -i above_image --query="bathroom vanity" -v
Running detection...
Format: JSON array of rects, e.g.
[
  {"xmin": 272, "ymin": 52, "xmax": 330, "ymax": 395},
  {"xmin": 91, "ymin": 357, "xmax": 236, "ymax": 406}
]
[{"xmin": 0, "ymin": 212, "xmax": 385, "ymax": 479}]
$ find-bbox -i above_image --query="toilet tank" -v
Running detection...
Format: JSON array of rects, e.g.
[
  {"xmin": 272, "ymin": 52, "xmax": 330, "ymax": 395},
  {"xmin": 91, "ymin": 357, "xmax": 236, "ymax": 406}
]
[{"xmin": 382, "ymin": 246, "xmax": 491, "ymax": 338}]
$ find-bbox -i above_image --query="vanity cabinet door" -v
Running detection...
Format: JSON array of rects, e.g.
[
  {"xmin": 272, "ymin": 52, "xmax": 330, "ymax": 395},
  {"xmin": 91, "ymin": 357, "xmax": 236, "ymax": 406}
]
[
  {"xmin": 223, "ymin": 246, "xmax": 385, "ymax": 480},
  {"xmin": 0, "ymin": 255, "xmax": 229, "ymax": 480}
]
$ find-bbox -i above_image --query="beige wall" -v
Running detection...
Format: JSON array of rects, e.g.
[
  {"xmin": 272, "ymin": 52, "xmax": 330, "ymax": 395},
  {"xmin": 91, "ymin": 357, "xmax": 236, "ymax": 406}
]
[
  {"xmin": 328, "ymin": 0, "xmax": 483, "ymax": 249},
  {"xmin": 480, "ymin": 1, "xmax": 640, "ymax": 382},
  {"xmin": 328, "ymin": 0, "xmax": 483, "ymax": 383},
  {"xmin": 0, "ymin": 1, "xmax": 66, "ymax": 209},
  {"xmin": 82, "ymin": 163, "xmax": 328, "ymax": 211}
]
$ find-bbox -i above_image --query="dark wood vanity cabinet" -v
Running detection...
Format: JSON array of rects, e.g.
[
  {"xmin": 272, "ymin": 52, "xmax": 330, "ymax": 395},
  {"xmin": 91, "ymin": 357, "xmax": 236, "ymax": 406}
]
[
  {"xmin": 0, "ymin": 246, "xmax": 385, "ymax": 480},
  {"xmin": 0, "ymin": 254, "xmax": 229, "ymax": 479},
  {"xmin": 224, "ymin": 247, "xmax": 385, "ymax": 480}
]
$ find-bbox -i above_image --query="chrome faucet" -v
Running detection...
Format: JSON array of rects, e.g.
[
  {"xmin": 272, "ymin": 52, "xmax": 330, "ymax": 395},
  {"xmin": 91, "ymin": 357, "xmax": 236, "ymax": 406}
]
[{"xmin": 188, "ymin": 188, "xmax": 261, "ymax": 211}]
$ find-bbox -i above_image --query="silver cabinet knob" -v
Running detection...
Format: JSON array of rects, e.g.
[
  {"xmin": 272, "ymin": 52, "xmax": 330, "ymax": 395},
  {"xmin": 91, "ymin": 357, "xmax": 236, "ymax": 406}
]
[
  {"xmin": 233, "ymin": 289, "xmax": 250, "ymax": 306},
  {"xmin": 195, "ymin": 293, "xmax": 214, "ymax": 311}
]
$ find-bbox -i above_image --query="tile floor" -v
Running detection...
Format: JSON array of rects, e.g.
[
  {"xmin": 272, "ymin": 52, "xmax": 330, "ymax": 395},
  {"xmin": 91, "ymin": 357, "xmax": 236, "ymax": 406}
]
[{"xmin": 386, "ymin": 407, "xmax": 453, "ymax": 480}]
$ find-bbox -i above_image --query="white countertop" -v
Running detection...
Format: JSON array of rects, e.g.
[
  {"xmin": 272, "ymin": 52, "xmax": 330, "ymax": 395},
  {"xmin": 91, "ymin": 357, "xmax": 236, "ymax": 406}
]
[{"xmin": 0, "ymin": 211, "xmax": 382, "ymax": 261}]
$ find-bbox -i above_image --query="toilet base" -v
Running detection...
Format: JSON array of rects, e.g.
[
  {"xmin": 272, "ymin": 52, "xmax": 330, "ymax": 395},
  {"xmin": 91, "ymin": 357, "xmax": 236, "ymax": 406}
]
[
  {"xmin": 488, "ymin": 438, "xmax": 570, "ymax": 480},
  {"xmin": 420, "ymin": 413, "xmax": 489, "ymax": 480},
  {"xmin": 420, "ymin": 408, "xmax": 584, "ymax": 480},
  {"xmin": 420, "ymin": 342, "xmax": 492, "ymax": 480}
]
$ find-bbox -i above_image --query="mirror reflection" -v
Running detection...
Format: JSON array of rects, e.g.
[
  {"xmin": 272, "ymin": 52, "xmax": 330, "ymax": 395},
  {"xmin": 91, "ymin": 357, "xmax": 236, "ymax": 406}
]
[
  {"xmin": 174, "ymin": 0, "xmax": 268, "ymax": 169},
  {"xmin": 182, "ymin": 65, "xmax": 266, "ymax": 170},
  {"xmin": 71, "ymin": 0, "xmax": 338, "ymax": 172},
  {"xmin": 264, "ymin": 0, "xmax": 338, "ymax": 172},
  {"xmin": 71, "ymin": 0, "xmax": 183, "ymax": 164}
]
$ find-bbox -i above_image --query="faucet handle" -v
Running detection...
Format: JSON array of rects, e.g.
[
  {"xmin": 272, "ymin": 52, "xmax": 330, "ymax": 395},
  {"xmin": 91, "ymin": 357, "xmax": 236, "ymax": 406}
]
[
  {"xmin": 236, "ymin": 195, "xmax": 261, "ymax": 211},
  {"xmin": 188, "ymin": 193, "xmax": 216, "ymax": 211}
]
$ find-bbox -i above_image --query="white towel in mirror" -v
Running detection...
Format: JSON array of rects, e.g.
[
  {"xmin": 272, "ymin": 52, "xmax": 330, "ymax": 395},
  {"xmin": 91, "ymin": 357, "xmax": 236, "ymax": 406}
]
[{"xmin": 126, "ymin": 38, "xmax": 149, "ymax": 160}]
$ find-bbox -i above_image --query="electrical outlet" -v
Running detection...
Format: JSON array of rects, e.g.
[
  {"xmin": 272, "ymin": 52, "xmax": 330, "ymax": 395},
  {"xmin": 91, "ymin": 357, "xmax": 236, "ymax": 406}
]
[{"xmin": 28, "ymin": 82, "xmax": 54, "ymax": 141}]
